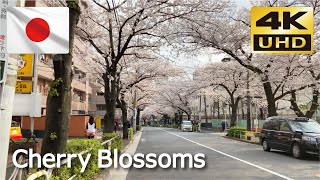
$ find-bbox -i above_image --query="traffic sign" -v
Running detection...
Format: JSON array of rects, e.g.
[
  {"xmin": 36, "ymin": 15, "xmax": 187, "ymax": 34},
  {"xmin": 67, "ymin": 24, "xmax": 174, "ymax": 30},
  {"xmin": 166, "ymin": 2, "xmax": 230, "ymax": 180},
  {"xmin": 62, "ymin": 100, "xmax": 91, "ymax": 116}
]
[
  {"xmin": 15, "ymin": 81, "xmax": 32, "ymax": 93},
  {"xmin": 18, "ymin": 54, "xmax": 33, "ymax": 77}
]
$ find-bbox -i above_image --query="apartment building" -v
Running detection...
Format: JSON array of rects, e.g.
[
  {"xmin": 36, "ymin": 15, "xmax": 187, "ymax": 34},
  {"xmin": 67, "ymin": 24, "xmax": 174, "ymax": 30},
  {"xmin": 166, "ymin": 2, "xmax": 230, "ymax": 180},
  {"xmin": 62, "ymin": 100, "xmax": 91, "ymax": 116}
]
[
  {"xmin": 89, "ymin": 83, "xmax": 123, "ymax": 124},
  {"xmin": 37, "ymin": 53, "xmax": 92, "ymax": 115},
  {"xmin": 89, "ymin": 83, "xmax": 106, "ymax": 119}
]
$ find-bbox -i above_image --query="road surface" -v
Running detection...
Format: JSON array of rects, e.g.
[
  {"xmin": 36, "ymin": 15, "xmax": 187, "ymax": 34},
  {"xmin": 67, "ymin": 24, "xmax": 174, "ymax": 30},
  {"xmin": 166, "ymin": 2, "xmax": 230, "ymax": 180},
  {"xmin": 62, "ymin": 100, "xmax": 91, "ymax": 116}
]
[{"xmin": 126, "ymin": 127, "xmax": 320, "ymax": 180}]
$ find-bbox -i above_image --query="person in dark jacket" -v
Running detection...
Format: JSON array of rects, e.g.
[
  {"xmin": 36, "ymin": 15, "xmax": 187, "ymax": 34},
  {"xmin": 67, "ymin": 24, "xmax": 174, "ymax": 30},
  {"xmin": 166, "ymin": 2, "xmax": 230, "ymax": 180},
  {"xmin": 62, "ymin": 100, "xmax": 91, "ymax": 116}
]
[
  {"xmin": 221, "ymin": 121, "xmax": 228, "ymax": 132},
  {"xmin": 86, "ymin": 116, "xmax": 96, "ymax": 139}
]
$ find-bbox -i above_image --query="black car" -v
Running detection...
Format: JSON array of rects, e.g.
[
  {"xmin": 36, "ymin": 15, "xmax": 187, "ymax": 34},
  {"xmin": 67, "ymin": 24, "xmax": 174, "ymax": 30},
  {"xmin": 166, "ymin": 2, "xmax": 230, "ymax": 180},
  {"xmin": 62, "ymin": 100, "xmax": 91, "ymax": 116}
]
[{"xmin": 260, "ymin": 116, "xmax": 320, "ymax": 159}]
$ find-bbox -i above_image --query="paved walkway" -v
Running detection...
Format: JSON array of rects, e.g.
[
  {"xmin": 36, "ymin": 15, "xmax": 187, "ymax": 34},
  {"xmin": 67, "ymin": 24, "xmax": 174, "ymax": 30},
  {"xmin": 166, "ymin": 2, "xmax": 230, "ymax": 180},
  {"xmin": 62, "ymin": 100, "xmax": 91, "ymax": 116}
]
[{"xmin": 96, "ymin": 131, "xmax": 142, "ymax": 180}]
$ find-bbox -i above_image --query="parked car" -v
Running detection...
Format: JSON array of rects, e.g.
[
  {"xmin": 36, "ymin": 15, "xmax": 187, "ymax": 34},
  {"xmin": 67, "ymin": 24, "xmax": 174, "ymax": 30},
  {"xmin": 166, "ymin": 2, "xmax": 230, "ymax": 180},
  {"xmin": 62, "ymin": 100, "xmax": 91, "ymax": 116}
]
[
  {"xmin": 181, "ymin": 120, "xmax": 192, "ymax": 132},
  {"xmin": 260, "ymin": 116, "xmax": 320, "ymax": 159}
]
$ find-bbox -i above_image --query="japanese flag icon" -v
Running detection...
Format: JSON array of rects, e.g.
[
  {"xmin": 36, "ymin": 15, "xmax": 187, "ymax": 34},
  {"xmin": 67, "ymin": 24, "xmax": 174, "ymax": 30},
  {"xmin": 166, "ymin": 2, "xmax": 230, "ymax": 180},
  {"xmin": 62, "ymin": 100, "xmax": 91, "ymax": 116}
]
[{"xmin": 7, "ymin": 7, "xmax": 69, "ymax": 54}]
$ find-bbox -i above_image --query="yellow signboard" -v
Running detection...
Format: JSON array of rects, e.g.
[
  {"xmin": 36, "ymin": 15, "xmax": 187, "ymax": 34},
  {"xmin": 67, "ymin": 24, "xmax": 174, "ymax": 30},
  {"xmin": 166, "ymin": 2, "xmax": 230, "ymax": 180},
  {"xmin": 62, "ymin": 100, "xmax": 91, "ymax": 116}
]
[
  {"xmin": 17, "ymin": 54, "xmax": 33, "ymax": 77},
  {"xmin": 15, "ymin": 81, "xmax": 32, "ymax": 93},
  {"xmin": 95, "ymin": 117, "xmax": 101, "ymax": 129}
]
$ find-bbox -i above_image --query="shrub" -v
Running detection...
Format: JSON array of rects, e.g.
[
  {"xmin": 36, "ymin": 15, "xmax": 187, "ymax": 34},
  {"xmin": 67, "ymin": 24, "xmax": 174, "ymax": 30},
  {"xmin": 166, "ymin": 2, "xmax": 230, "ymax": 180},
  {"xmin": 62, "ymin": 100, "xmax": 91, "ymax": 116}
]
[
  {"xmin": 102, "ymin": 132, "xmax": 122, "ymax": 154},
  {"xmin": 173, "ymin": 124, "xmax": 179, "ymax": 129},
  {"xmin": 254, "ymin": 132, "xmax": 261, "ymax": 137},
  {"xmin": 192, "ymin": 124, "xmax": 199, "ymax": 131},
  {"xmin": 51, "ymin": 139, "xmax": 102, "ymax": 180},
  {"xmin": 128, "ymin": 128, "xmax": 134, "ymax": 141},
  {"xmin": 228, "ymin": 126, "xmax": 246, "ymax": 137}
]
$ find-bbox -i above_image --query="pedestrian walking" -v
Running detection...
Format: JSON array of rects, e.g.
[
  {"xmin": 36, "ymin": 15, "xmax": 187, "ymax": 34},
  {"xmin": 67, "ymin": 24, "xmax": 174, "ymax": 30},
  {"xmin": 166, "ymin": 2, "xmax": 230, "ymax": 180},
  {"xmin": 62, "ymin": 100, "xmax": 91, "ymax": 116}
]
[
  {"xmin": 86, "ymin": 116, "xmax": 96, "ymax": 139},
  {"xmin": 221, "ymin": 120, "xmax": 226, "ymax": 132},
  {"xmin": 114, "ymin": 121, "xmax": 119, "ymax": 132}
]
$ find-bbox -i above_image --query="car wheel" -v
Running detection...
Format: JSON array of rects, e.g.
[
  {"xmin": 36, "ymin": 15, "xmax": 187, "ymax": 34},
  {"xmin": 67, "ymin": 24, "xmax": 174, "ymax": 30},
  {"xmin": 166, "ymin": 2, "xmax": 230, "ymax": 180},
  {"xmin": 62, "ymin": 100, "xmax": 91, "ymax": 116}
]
[
  {"xmin": 292, "ymin": 143, "xmax": 304, "ymax": 159},
  {"xmin": 262, "ymin": 139, "xmax": 271, "ymax": 152}
]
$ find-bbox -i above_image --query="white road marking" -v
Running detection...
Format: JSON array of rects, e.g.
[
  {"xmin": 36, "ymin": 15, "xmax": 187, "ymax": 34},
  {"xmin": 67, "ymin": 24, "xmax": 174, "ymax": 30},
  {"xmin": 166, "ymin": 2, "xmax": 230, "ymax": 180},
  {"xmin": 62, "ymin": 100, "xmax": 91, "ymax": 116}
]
[{"xmin": 162, "ymin": 129, "xmax": 294, "ymax": 180}]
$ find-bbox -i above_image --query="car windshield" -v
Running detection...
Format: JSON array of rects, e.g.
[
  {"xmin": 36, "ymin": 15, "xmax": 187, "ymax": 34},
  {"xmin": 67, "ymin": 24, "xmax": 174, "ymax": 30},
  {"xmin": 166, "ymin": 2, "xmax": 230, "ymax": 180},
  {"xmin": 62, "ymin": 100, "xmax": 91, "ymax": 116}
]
[
  {"xmin": 288, "ymin": 120, "xmax": 320, "ymax": 133},
  {"xmin": 183, "ymin": 121, "xmax": 192, "ymax": 125}
]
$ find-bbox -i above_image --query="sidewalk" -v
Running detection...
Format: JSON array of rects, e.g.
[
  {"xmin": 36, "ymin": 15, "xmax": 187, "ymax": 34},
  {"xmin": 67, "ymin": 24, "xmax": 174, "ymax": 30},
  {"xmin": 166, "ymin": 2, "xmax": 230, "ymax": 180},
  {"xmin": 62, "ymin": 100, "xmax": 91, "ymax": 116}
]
[
  {"xmin": 95, "ymin": 130, "xmax": 142, "ymax": 180},
  {"xmin": 210, "ymin": 132, "xmax": 228, "ymax": 137}
]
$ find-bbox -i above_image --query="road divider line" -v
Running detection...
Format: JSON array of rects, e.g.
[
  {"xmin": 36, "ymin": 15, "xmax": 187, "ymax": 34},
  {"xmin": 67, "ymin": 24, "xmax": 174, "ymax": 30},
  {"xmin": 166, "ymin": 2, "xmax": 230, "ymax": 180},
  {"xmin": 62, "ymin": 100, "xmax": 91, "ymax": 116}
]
[{"xmin": 162, "ymin": 129, "xmax": 294, "ymax": 180}]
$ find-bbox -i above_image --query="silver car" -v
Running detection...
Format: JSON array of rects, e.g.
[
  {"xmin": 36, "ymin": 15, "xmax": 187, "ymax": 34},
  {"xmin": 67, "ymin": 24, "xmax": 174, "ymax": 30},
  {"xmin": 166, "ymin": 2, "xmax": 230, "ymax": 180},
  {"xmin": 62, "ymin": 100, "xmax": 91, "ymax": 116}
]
[{"xmin": 181, "ymin": 121, "xmax": 192, "ymax": 132}]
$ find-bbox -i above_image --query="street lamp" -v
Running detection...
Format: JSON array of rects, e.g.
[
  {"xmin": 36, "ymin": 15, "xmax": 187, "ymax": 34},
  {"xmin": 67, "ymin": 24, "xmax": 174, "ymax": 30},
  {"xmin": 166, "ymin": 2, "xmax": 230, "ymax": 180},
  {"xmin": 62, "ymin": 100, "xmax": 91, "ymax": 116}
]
[{"xmin": 253, "ymin": 96, "xmax": 262, "ymax": 132}]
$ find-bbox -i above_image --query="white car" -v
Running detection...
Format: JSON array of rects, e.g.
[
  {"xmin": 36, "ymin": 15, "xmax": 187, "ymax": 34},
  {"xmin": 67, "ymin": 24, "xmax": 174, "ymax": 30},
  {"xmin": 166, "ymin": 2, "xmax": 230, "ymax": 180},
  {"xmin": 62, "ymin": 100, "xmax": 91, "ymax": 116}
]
[{"xmin": 181, "ymin": 121, "xmax": 192, "ymax": 132}]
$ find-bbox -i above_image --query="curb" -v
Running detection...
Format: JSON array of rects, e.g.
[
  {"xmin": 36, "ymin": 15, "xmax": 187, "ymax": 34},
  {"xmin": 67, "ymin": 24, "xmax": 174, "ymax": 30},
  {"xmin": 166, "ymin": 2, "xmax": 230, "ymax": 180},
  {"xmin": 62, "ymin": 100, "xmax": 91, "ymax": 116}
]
[
  {"xmin": 123, "ymin": 130, "xmax": 141, "ymax": 152},
  {"xmin": 223, "ymin": 136, "xmax": 260, "ymax": 146}
]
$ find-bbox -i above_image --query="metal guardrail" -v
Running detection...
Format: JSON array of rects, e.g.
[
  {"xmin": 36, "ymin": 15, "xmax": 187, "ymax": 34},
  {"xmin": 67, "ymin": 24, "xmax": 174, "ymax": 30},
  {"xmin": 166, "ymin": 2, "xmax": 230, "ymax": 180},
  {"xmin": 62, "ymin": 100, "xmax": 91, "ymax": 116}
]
[{"xmin": 26, "ymin": 135, "xmax": 119, "ymax": 180}]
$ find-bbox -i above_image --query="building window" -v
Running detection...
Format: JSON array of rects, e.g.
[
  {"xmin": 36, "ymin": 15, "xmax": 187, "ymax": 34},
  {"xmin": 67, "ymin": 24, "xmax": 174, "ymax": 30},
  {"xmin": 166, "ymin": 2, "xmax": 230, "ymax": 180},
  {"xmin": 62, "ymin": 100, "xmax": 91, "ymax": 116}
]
[
  {"xmin": 96, "ymin": 104, "xmax": 106, "ymax": 111},
  {"xmin": 73, "ymin": 90, "xmax": 84, "ymax": 102},
  {"xmin": 97, "ymin": 91, "xmax": 104, "ymax": 96},
  {"xmin": 79, "ymin": 110, "xmax": 85, "ymax": 114}
]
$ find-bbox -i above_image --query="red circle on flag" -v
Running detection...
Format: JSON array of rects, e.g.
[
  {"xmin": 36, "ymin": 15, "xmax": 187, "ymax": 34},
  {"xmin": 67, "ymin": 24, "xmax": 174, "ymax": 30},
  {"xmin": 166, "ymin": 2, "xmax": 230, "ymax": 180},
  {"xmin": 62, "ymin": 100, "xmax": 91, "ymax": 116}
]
[{"xmin": 25, "ymin": 18, "xmax": 50, "ymax": 42}]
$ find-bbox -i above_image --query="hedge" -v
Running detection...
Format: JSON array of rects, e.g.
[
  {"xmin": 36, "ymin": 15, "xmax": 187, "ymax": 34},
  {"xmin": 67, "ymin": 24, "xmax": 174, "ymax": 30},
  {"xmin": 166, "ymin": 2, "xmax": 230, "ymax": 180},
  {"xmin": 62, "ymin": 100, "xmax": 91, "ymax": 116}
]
[
  {"xmin": 102, "ymin": 132, "xmax": 122, "ymax": 154},
  {"xmin": 50, "ymin": 139, "xmax": 102, "ymax": 180},
  {"xmin": 228, "ymin": 126, "xmax": 246, "ymax": 137},
  {"xmin": 192, "ymin": 124, "xmax": 199, "ymax": 131},
  {"xmin": 254, "ymin": 132, "xmax": 261, "ymax": 137},
  {"xmin": 128, "ymin": 128, "xmax": 134, "ymax": 141},
  {"xmin": 173, "ymin": 124, "xmax": 179, "ymax": 129}
]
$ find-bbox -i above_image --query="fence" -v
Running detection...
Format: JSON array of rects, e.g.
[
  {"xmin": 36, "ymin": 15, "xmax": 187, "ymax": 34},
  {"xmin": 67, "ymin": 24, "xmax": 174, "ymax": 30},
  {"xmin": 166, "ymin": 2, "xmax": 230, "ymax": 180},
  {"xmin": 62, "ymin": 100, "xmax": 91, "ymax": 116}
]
[
  {"xmin": 212, "ymin": 119, "xmax": 266, "ymax": 129},
  {"xmin": 23, "ymin": 135, "xmax": 120, "ymax": 180}
]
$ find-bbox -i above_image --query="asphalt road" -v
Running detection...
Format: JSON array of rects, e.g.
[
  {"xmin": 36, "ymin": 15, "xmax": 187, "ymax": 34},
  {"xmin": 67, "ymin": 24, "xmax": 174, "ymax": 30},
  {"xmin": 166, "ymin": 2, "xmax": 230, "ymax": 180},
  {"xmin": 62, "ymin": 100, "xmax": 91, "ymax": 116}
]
[{"xmin": 126, "ymin": 127, "xmax": 320, "ymax": 180}]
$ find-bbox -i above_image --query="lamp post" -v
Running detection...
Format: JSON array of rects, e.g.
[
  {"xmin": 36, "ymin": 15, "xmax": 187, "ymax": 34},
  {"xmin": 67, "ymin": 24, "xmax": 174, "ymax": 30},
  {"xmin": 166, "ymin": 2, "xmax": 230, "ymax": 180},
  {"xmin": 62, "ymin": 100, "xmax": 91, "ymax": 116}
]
[
  {"xmin": 253, "ymin": 96, "xmax": 262, "ymax": 131},
  {"xmin": 246, "ymin": 69, "xmax": 251, "ymax": 131}
]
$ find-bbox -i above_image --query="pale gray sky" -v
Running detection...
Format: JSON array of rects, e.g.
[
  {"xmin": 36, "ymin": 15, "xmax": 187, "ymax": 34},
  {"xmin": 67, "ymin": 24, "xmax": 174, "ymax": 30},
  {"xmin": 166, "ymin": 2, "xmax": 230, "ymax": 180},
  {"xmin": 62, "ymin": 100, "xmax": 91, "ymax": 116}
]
[{"xmin": 235, "ymin": 0, "xmax": 251, "ymax": 8}]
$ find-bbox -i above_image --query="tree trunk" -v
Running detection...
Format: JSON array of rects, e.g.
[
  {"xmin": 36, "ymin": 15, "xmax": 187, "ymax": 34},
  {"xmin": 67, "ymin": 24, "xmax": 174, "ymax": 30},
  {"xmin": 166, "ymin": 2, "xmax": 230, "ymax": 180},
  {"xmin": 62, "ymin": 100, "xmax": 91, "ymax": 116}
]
[
  {"xmin": 204, "ymin": 95, "xmax": 208, "ymax": 123},
  {"xmin": 290, "ymin": 89, "xmax": 319, "ymax": 118},
  {"xmin": 305, "ymin": 89, "xmax": 319, "ymax": 118},
  {"xmin": 41, "ymin": 1, "xmax": 80, "ymax": 156},
  {"xmin": 136, "ymin": 108, "xmax": 140, "ymax": 126},
  {"xmin": 121, "ymin": 105, "xmax": 128, "ymax": 139},
  {"xmin": 118, "ymin": 95, "xmax": 128, "ymax": 139},
  {"xmin": 230, "ymin": 97, "xmax": 240, "ymax": 127},
  {"xmin": 179, "ymin": 112, "xmax": 182, "ymax": 124},
  {"xmin": 103, "ymin": 71, "xmax": 117, "ymax": 133},
  {"xmin": 217, "ymin": 100, "xmax": 220, "ymax": 119},
  {"xmin": 241, "ymin": 100, "xmax": 245, "ymax": 119},
  {"xmin": 259, "ymin": 108, "xmax": 264, "ymax": 120},
  {"xmin": 262, "ymin": 77, "xmax": 277, "ymax": 117}
]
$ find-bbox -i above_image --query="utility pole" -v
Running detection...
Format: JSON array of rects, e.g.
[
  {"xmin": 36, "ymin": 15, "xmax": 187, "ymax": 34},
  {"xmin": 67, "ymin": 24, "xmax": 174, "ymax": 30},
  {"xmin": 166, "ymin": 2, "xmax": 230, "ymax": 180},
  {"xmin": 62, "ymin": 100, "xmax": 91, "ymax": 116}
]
[
  {"xmin": 30, "ymin": 54, "xmax": 38, "ymax": 137},
  {"xmin": 132, "ymin": 89, "xmax": 137, "ymax": 132},
  {"xmin": 204, "ymin": 95, "xmax": 208, "ymax": 124},
  {"xmin": 0, "ymin": 1, "xmax": 17, "ymax": 179},
  {"xmin": 246, "ymin": 69, "xmax": 251, "ymax": 131},
  {"xmin": 0, "ymin": 57, "xmax": 18, "ymax": 180}
]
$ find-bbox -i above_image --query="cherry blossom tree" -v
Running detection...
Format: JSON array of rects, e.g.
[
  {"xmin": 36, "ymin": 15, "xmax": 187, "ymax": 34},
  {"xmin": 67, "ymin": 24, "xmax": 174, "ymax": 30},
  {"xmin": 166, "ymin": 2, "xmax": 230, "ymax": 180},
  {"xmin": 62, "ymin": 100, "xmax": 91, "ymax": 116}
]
[
  {"xmin": 77, "ymin": 0, "xmax": 226, "ymax": 132},
  {"xmin": 171, "ymin": 0, "xmax": 320, "ymax": 117},
  {"xmin": 195, "ymin": 61, "xmax": 261, "ymax": 126}
]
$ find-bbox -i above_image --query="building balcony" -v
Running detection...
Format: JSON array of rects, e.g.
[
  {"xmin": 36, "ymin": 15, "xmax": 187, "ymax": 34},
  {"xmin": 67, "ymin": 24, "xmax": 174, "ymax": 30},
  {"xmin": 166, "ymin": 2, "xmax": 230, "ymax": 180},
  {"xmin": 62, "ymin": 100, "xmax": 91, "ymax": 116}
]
[{"xmin": 71, "ymin": 100, "xmax": 86, "ymax": 112}]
